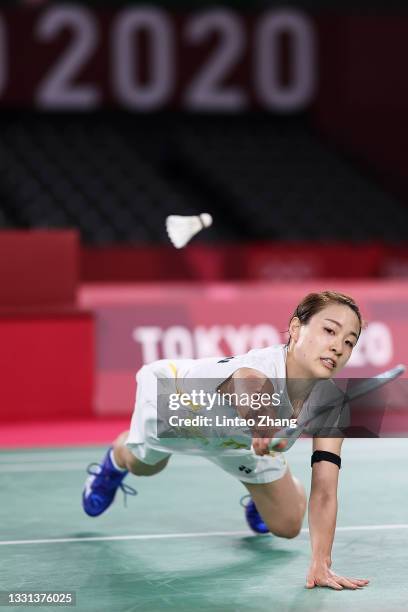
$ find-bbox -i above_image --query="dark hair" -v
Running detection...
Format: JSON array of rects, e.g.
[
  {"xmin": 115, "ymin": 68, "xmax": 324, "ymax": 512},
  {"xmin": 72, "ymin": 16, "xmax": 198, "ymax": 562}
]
[{"xmin": 288, "ymin": 290, "xmax": 363, "ymax": 343}]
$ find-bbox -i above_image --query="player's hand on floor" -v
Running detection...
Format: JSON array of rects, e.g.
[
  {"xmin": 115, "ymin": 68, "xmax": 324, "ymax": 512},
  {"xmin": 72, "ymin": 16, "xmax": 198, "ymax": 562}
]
[{"xmin": 306, "ymin": 561, "xmax": 369, "ymax": 590}]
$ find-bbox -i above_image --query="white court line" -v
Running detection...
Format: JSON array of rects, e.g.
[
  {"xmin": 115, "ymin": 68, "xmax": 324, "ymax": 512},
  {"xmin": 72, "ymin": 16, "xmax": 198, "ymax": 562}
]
[
  {"xmin": 0, "ymin": 460, "xmax": 210, "ymax": 473},
  {"xmin": 0, "ymin": 463, "xmax": 93, "ymax": 472},
  {"xmin": 1, "ymin": 524, "xmax": 408, "ymax": 546},
  {"xmin": 335, "ymin": 524, "xmax": 408, "ymax": 532}
]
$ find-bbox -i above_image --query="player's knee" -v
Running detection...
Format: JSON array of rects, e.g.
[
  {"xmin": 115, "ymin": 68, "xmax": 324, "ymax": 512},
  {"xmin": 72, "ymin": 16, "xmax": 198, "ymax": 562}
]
[
  {"xmin": 128, "ymin": 456, "xmax": 170, "ymax": 476},
  {"xmin": 272, "ymin": 524, "xmax": 301, "ymax": 539},
  {"xmin": 269, "ymin": 517, "xmax": 302, "ymax": 539}
]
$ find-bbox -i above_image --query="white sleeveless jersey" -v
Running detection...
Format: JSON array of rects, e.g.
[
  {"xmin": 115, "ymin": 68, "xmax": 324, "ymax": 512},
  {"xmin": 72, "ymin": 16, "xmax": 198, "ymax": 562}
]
[
  {"xmin": 130, "ymin": 344, "xmax": 347, "ymax": 458},
  {"xmin": 150, "ymin": 344, "xmax": 287, "ymax": 397},
  {"xmin": 149, "ymin": 343, "xmax": 348, "ymax": 434},
  {"xmin": 128, "ymin": 345, "xmax": 287, "ymax": 456},
  {"xmin": 127, "ymin": 345, "xmax": 291, "ymax": 480}
]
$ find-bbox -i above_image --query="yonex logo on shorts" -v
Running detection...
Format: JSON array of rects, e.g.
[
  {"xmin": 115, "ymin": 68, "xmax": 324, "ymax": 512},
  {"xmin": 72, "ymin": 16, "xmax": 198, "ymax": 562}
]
[{"xmin": 239, "ymin": 465, "xmax": 252, "ymax": 474}]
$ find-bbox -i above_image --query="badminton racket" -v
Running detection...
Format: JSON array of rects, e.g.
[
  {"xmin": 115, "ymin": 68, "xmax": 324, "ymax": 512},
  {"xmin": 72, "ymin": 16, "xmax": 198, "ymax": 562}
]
[{"xmin": 270, "ymin": 363, "xmax": 406, "ymax": 452}]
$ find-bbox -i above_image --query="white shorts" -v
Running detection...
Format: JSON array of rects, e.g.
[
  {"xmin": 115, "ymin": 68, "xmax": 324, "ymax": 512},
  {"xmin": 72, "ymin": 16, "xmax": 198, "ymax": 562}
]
[{"xmin": 125, "ymin": 363, "xmax": 288, "ymax": 485}]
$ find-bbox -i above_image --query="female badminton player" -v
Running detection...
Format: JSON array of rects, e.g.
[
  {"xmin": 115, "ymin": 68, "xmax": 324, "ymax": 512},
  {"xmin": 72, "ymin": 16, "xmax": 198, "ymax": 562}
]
[{"xmin": 82, "ymin": 290, "xmax": 369, "ymax": 590}]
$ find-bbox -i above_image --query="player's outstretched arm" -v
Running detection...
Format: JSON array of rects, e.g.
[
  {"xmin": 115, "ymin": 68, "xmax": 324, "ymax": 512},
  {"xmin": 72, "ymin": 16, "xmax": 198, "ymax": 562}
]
[{"xmin": 306, "ymin": 437, "xmax": 369, "ymax": 590}]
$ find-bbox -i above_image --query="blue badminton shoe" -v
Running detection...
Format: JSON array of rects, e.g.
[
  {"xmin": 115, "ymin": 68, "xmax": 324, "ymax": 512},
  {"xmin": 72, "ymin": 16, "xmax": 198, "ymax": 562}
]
[
  {"xmin": 240, "ymin": 495, "xmax": 269, "ymax": 534},
  {"xmin": 82, "ymin": 448, "xmax": 137, "ymax": 517}
]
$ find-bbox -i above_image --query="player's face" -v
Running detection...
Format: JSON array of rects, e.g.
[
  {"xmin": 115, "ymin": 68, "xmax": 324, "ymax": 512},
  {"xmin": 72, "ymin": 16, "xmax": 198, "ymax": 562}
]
[{"xmin": 292, "ymin": 304, "xmax": 360, "ymax": 379}]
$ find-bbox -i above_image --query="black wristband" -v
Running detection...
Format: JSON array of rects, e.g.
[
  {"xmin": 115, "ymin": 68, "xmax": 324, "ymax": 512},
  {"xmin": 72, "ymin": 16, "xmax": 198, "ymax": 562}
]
[{"xmin": 311, "ymin": 450, "xmax": 341, "ymax": 469}]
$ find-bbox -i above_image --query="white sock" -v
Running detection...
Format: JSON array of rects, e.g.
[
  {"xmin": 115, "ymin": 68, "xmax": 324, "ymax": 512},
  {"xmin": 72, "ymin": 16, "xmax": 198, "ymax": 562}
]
[{"xmin": 110, "ymin": 448, "xmax": 127, "ymax": 472}]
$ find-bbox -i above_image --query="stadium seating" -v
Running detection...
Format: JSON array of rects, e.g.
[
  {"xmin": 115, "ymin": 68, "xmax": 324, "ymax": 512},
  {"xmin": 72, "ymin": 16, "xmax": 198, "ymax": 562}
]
[{"xmin": 0, "ymin": 114, "xmax": 406, "ymax": 244}]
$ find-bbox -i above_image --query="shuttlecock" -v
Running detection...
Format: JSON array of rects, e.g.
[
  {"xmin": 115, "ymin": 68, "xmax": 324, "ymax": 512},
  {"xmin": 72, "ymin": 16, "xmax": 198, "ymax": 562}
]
[{"xmin": 166, "ymin": 213, "xmax": 213, "ymax": 248}]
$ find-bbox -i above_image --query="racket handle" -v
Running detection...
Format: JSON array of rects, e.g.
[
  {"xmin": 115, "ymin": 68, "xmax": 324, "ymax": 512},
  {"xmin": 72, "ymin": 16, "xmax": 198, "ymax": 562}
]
[
  {"xmin": 269, "ymin": 426, "xmax": 301, "ymax": 452},
  {"xmin": 269, "ymin": 437, "xmax": 289, "ymax": 452}
]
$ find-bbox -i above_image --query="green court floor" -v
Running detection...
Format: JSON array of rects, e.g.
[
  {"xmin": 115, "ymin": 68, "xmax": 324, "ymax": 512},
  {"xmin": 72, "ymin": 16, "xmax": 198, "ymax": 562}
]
[{"xmin": 1, "ymin": 439, "xmax": 407, "ymax": 612}]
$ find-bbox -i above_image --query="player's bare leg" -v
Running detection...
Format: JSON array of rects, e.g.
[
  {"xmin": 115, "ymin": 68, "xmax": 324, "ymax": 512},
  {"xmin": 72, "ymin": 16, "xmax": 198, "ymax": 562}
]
[
  {"xmin": 242, "ymin": 469, "xmax": 306, "ymax": 538},
  {"xmin": 113, "ymin": 430, "xmax": 170, "ymax": 476}
]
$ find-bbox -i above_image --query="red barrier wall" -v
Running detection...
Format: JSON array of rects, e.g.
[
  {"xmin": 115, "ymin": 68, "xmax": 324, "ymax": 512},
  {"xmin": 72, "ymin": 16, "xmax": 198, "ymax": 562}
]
[
  {"xmin": 79, "ymin": 281, "xmax": 408, "ymax": 416},
  {"xmin": 0, "ymin": 230, "xmax": 79, "ymax": 307},
  {"xmin": 81, "ymin": 243, "xmax": 408, "ymax": 283},
  {"xmin": 0, "ymin": 311, "xmax": 94, "ymax": 422}
]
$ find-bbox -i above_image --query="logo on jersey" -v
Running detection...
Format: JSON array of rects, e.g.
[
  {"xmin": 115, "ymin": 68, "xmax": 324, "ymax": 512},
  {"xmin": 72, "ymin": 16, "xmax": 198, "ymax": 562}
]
[{"xmin": 239, "ymin": 465, "xmax": 252, "ymax": 474}]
